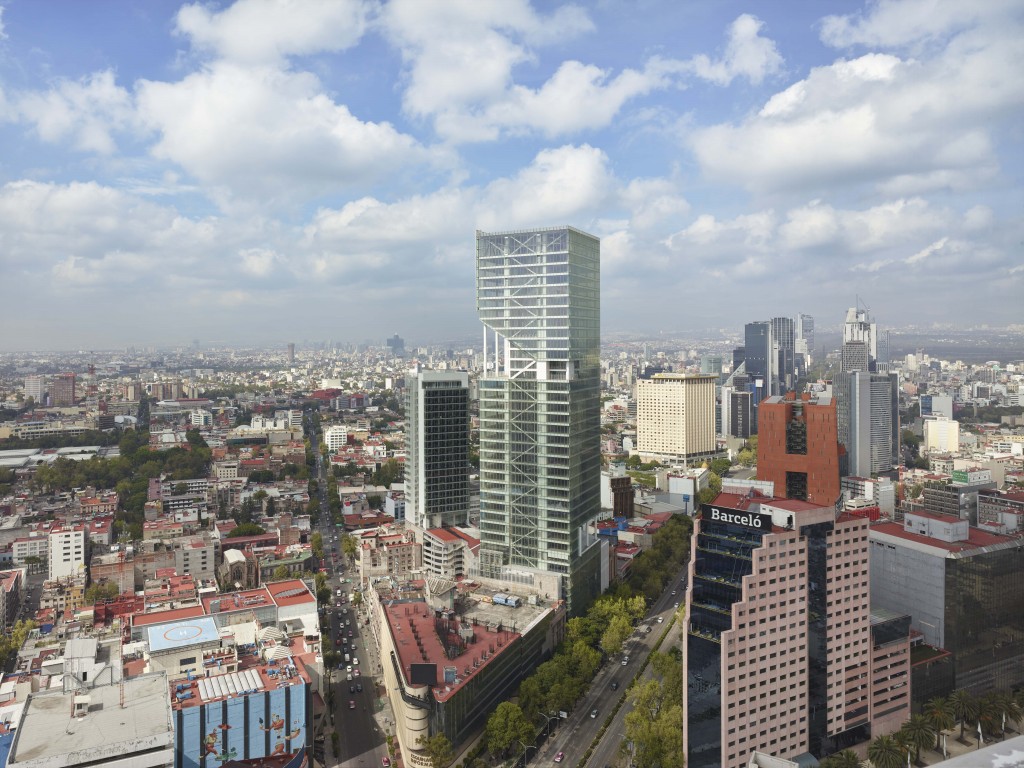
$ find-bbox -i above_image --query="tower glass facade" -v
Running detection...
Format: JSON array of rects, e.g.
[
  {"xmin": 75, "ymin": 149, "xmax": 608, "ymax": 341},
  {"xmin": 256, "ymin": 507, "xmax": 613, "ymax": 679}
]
[
  {"xmin": 476, "ymin": 227, "xmax": 602, "ymax": 615},
  {"xmin": 406, "ymin": 370, "xmax": 470, "ymax": 531}
]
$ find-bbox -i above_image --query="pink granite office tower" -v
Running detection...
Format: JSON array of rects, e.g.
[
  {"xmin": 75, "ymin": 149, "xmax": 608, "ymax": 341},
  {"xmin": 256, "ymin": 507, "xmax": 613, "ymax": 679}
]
[{"xmin": 683, "ymin": 491, "xmax": 904, "ymax": 767}]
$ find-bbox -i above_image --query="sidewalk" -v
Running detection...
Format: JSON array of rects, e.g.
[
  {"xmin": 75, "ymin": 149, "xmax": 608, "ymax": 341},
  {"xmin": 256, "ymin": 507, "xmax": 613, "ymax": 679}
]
[{"xmin": 846, "ymin": 722, "xmax": 1024, "ymax": 766}]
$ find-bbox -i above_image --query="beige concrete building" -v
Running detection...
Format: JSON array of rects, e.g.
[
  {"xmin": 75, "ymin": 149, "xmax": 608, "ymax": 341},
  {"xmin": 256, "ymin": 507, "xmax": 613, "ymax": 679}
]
[
  {"xmin": 923, "ymin": 415, "xmax": 960, "ymax": 455},
  {"xmin": 636, "ymin": 373, "xmax": 717, "ymax": 462}
]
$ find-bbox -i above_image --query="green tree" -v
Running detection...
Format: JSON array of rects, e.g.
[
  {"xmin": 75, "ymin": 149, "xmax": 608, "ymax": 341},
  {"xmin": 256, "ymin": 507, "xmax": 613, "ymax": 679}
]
[
  {"xmin": 416, "ymin": 733, "xmax": 455, "ymax": 768},
  {"xmin": 820, "ymin": 749, "xmax": 862, "ymax": 768},
  {"xmin": 899, "ymin": 714, "xmax": 934, "ymax": 764},
  {"xmin": 226, "ymin": 523, "xmax": 266, "ymax": 537},
  {"xmin": 866, "ymin": 734, "xmax": 905, "ymax": 768},
  {"xmin": 271, "ymin": 565, "xmax": 290, "ymax": 581},
  {"xmin": 737, "ymin": 448, "xmax": 755, "ymax": 467},
  {"xmin": 185, "ymin": 428, "xmax": 208, "ymax": 448},
  {"xmin": 710, "ymin": 457, "xmax": 732, "ymax": 476},
  {"xmin": 341, "ymin": 534, "xmax": 357, "ymax": 559},
  {"xmin": 950, "ymin": 688, "xmax": 979, "ymax": 741},
  {"xmin": 371, "ymin": 458, "xmax": 403, "ymax": 488},
  {"xmin": 367, "ymin": 494, "xmax": 384, "ymax": 510},
  {"xmin": 988, "ymin": 690, "xmax": 1023, "ymax": 737},
  {"xmin": 625, "ymin": 454, "xmax": 642, "ymax": 469},
  {"xmin": 0, "ymin": 619, "xmax": 37, "ymax": 665},
  {"xmin": 923, "ymin": 696, "xmax": 955, "ymax": 751},
  {"xmin": 485, "ymin": 701, "xmax": 534, "ymax": 758},
  {"xmin": 84, "ymin": 582, "xmax": 120, "ymax": 603},
  {"xmin": 599, "ymin": 613, "xmax": 633, "ymax": 657},
  {"xmin": 311, "ymin": 532, "xmax": 324, "ymax": 559},
  {"xmin": 623, "ymin": 677, "xmax": 684, "ymax": 768}
]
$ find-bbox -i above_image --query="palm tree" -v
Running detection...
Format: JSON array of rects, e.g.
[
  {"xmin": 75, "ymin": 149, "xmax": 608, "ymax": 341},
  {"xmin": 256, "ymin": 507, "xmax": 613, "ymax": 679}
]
[
  {"xmin": 989, "ymin": 690, "xmax": 1023, "ymax": 738},
  {"xmin": 868, "ymin": 734, "xmax": 905, "ymax": 768},
  {"xmin": 923, "ymin": 696, "xmax": 955, "ymax": 754},
  {"xmin": 899, "ymin": 714, "xmax": 934, "ymax": 765},
  {"xmin": 978, "ymin": 692, "xmax": 1003, "ymax": 740},
  {"xmin": 821, "ymin": 749, "xmax": 862, "ymax": 768},
  {"xmin": 949, "ymin": 688, "xmax": 979, "ymax": 741}
]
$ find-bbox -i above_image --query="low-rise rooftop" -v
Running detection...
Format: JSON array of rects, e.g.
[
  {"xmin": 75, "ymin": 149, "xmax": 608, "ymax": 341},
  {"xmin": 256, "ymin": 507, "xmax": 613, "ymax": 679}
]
[{"xmin": 9, "ymin": 673, "xmax": 174, "ymax": 768}]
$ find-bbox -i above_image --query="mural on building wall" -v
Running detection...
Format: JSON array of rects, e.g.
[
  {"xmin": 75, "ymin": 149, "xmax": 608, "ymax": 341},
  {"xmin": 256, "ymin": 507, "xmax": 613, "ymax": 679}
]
[{"xmin": 178, "ymin": 681, "xmax": 307, "ymax": 768}]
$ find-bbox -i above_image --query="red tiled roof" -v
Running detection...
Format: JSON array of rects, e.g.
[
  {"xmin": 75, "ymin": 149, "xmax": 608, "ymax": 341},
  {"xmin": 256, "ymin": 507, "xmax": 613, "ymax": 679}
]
[
  {"xmin": 427, "ymin": 528, "xmax": 460, "ymax": 543},
  {"xmin": 384, "ymin": 600, "xmax": 520, "ymax": 703},
  {"xmin": 266, "ymin": 579, "xmax": 316, "ymax": 608},
  {"xmin": 131, "ymin": 605, "xmax": 206, "ymax": 627}
]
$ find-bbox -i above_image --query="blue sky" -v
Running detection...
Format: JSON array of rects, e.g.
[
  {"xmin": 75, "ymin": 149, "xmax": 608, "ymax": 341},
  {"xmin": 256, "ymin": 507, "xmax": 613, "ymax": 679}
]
[{"xmin": 1, "ymin": 0, "xmax": 1021, "ymax": 350}]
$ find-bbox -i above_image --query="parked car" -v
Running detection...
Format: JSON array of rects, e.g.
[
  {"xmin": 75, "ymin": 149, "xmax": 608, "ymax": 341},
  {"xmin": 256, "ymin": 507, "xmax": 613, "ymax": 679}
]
[
  {"xmin": 621, "ymin": 656, "xmax": 629, "ymax": 666},
  {"xmin": 348, "ymin": 700, "xmax": 356, "ymax": 710},
  {"xmin": 554, "ymin": 752, "xmax": 565, "ymax": 763},
  {"xmin": 590, "ymin": 709, "xmax": 599, "ymax": 719}
]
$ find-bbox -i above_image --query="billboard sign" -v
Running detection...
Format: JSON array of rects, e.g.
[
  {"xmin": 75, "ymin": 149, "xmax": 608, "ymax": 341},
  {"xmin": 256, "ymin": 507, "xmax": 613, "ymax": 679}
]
[{"xmin": 705, "ymin": 505, "xmax": 773, "ymax": 531}]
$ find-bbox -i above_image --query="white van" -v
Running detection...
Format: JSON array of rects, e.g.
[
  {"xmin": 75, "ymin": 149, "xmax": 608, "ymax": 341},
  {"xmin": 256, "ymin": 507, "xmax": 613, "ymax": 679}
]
[{"xmin": 344, "ymin": 653, "xmax": 350, "ymax": 663}]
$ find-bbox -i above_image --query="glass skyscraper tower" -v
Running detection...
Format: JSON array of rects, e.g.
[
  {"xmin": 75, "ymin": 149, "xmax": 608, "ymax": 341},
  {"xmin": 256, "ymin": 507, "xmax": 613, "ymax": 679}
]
[{"xmin": 475, "ymin": 227, "xmax": 603, "ymax": 616}]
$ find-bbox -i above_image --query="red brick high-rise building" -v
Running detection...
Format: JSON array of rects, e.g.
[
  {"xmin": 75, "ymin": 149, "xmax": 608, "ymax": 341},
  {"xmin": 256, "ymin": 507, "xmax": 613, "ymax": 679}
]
[
  {"xmin": 50, "ymin": 372, "xmax": 77, "ymax": 406},
  {"xmin": 757, "ymin": 391, "xmax": 842, "ymax": 506}
]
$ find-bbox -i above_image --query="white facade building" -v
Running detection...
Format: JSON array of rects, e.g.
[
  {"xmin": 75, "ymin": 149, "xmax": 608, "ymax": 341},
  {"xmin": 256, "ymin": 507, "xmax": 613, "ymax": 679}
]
[
  {"xmin": 48, "ymin": 527, "xmax": 86, "ymax": 580},
  {"xmin": 324, "ymin": 425, "xmax": 349, "ymax": 452},
  {"xmin": 923, "ymin": 416, "xmax": 960, "ymax": 455},
  {"xmin": 636, "ymin": 373, "xmax": 717, "ymax": 462}
]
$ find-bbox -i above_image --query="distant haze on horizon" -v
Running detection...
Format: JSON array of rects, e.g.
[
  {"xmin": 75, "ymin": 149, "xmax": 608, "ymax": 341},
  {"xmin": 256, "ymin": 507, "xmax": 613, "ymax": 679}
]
[{"xmin": 0, "ymin": 0, "xmax": 1021, "ymax": 351}]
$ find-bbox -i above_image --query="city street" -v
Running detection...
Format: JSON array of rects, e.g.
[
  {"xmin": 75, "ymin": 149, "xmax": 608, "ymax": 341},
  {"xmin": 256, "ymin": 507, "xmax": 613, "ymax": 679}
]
[
  {"xmin": 309, "ymin": 418, "xmax": 395, "ymax": 768},
  {"xmin": 532, "ymin": 569, "xmax": 687, "ymax": 768}
]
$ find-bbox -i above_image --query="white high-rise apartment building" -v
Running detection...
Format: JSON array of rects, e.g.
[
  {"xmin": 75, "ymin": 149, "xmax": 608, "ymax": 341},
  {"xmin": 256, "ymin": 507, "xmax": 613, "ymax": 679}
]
[
  {"xmin": 24, "ymin": 375, "xmax": 46, "ymax": 403},
  {"xmin": 923, "ymin": 416, "xmax": 960, "ymax": 455},
  {"xmin": 405, "ymin": 369, "xmax": 470, "ymax": 532},
  {"xmin": 323, "ymin": 425, "xmax": 349, "ymax": 452},
  {"xmin": 636, "ymin": 373, "xmax": 717, "ymax": 462},
  {"xmin": 476, "ymin": 226, "xmax": 604, "ymax": 616},
  {"xmin": 48, "ymin": 527, "xmax": 86, "ymax": 580}
]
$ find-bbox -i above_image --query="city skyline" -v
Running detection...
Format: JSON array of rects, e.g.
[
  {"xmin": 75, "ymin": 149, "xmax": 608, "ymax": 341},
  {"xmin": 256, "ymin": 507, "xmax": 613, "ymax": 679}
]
[{"xmin": 1, "ymin": 0, "xmax": 1022, "ymax": 350}]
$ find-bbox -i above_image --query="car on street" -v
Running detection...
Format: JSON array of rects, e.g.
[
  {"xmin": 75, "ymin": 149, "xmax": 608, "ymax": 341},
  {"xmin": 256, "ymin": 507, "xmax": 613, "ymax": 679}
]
[
  {"xmin": 381, "ymin": 758, "xmax": 391, "ymax": 767},
  {"xmin": 348, "ymin": 630, "xmax": 353, "ymax": 637},
  {"xmin": 610, "ymin": 681, "xmax": 618, "ymax": 690},
  {"xmin": 349, "ymin": 685, "xmax": 355, "ymax": 693},
  {"xmin": 590, "ymin": 709, "xmax": 598, "ymax": 718},
  {"xmin": 349, "ymin": 700, "xmax": 356, "ymax": 709},
  {"xmin": 671, "ymin": 590, "xmax": 676, "ymax": 596},
  {"xmin": 674, "ymin": 602, "xmax": 680, "ymax": 609},
  {"xmin": 657, "ymin": 616, "xmax": 664, "ymax": 623},
  {"xmin": 356, "ymin": 683, "xmax": 363, "ymax": 692},
  {"xmin": 621, "ymin": 656, "xmax": 629, "ymax": 666},
  {"xmin": 554, "ymin": 752, "xmax": 565, "ymax": 763}
]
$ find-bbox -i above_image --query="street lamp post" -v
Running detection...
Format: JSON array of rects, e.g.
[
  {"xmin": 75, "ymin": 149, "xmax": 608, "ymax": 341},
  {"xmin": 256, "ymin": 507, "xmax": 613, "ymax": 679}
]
[
  {"xmin": 514, "ymin": 739, "xmax": 537, "ymax": 768},
  {"xmin": 538, "ymin": 711, "xmax": 559, "ymax": 738}
]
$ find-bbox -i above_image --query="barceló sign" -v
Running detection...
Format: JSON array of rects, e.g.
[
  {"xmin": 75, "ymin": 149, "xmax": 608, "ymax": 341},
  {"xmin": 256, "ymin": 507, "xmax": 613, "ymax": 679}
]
[{"xmin": 707, "ymin": 506, "xmax": 773, "ymax": 531}]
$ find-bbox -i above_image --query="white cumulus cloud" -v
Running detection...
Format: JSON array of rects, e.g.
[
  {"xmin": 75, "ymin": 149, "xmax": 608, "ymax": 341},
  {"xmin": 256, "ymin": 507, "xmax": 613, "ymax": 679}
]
[{"xmin": 176, "ymin": 0, "xmax": 375, "ymax": 64}]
